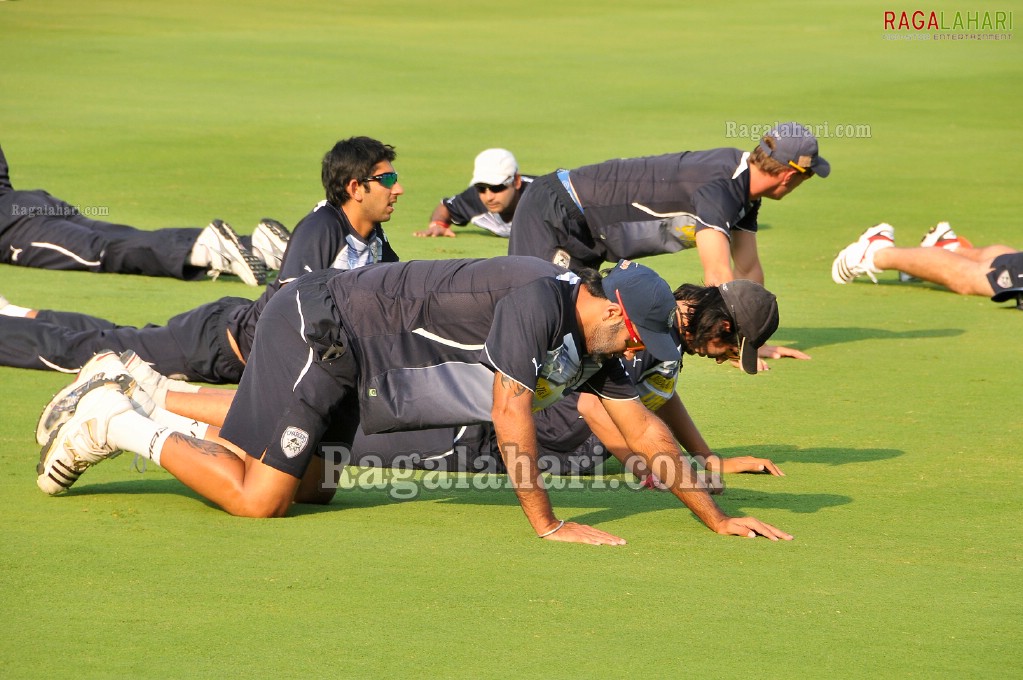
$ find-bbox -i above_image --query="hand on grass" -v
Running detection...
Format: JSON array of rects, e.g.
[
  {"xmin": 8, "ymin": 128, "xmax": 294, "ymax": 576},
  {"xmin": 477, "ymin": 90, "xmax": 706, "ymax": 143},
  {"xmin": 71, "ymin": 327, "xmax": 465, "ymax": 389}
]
[
  {"xmin": 719, "ymin": 456, "xmax": 785, "ymax": 476},
  {"xmin": 716, "ymin": 517, "xmax": 793, "ymax": 541},
  {"xmin": 413, "ymin": 224, "xmax": 456, "ymax": 238},
  {"xmin": 542, "ymin": 521, "xmax": 627, "ymax": 546}
]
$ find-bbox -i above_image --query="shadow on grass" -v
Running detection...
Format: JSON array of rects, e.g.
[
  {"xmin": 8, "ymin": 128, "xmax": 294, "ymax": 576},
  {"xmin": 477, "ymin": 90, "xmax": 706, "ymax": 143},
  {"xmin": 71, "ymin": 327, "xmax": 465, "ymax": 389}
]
[
  {"xmin": 67, "ymin": 478, "xmax": 347, "ymax": 517},
  {"xmin": 716, "ymin": 444, "xmax": 903, "ymax": 466},
  {"xmin": 783, "ymin": 326, "xmax": 963, "ymax": 351},
  {"xmin": 65, "ymin": 471, "xmax": 848, "ymax": 526}
]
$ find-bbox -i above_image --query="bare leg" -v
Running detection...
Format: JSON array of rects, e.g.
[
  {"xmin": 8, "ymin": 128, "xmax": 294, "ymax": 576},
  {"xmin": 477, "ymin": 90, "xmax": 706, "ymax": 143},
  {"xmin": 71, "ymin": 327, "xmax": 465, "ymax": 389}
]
[
  {"xmin": 159, "ymin": 432, "xmax": 300, "ymax": 517},
  {"xmin": 944, "ymin": 244, "xmax": 1016, "ymax": 263},
  {"xmin": 874, "ymin": 247, "xmax": 997, "ymax": 296},
  {"xmin": 165, "ymin": 388, "xmax": 235, "ymax": 426}
]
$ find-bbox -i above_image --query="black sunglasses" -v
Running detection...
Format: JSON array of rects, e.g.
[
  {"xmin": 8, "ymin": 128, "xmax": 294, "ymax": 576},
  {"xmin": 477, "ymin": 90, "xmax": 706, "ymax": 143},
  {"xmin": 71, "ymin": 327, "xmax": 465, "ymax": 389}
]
[
  {"xmin": 362, "ymin": 171, "xmax": 399, "ymax": 189},
  {"xmin": 474, "ymin": 183, "xmax": 510, "ymax": 194}
]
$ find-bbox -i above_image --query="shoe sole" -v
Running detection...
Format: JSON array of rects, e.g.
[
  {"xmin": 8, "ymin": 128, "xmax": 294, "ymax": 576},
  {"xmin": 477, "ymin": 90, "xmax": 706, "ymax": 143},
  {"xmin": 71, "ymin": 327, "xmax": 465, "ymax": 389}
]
[
  {"xmin": 209, "ymin": 220, "xmax": 267, "ymax": 287},
  {"xmin": 254, "ymin": 218, "xmax": 291, "ymax": 269},
  {"xmin": 36, "ymin": 378, "xmax": 124, "ymax": 495},
  {"xmin": 35, "ymin": 350, "xmax": 123, "ymax": 445},
  {"xmin": 36, "ymin": 372, "xmax": 137, "ymax": 447},
  {"xmin": 832, "ymin": 226, "xmax": 893, "ymax": 284}
]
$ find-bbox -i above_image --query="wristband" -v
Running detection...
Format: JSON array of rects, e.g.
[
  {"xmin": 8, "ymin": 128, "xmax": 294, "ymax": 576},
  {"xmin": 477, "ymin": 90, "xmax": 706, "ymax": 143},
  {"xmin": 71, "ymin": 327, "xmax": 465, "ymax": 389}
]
[
  {"xmin": 537, "ymin": 520, "xmax": 566, "ymax": 538},
  {"xmin": 429, "ymin": 220, "xmax": 450, "ymax": 230}
]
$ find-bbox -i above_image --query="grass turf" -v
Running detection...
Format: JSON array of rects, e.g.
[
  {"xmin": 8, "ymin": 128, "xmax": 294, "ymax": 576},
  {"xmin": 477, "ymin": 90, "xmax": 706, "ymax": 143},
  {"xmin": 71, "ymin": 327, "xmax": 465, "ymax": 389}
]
[{"xmin": 1, "ymin": 0, "xmax": 1021, "ymax": 677}]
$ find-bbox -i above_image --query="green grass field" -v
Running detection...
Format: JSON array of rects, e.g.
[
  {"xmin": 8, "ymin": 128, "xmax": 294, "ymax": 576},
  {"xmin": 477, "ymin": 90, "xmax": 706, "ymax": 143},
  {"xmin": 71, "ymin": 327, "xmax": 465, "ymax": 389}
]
[{"xmin": 2, "ymin": 1, "xmax": 1021, "ymax": 677}]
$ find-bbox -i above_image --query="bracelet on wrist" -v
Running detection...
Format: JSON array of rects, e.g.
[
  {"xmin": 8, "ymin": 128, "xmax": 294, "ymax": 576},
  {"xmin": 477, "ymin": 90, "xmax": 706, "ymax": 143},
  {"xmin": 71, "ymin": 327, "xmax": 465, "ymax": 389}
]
[
  {"xmin": 537, "ymin": 519, "xmax": 566, "ymax": 539},
  {"xmin": 429, "ymin": 220, "xmax": 450, "ymax": 229}
]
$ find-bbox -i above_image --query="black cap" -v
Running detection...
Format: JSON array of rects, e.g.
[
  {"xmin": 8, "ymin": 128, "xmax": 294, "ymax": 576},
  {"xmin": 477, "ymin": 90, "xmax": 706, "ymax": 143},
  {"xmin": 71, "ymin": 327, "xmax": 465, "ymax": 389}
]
[
  {"xmin": 758, "ymin": 122, "xmax": 831, "ymax": 178},
  {"xmin": 718, "ymin": 280, "xmax": 780, "ymax": 374},
  {"xmin": 601, "ymin": 260, "xmax": 681, "ymax": 362}
]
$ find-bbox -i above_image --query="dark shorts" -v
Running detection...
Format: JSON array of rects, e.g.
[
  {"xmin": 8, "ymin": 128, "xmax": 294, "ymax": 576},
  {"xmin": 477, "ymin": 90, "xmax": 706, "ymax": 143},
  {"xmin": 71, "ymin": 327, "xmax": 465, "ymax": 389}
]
[
  {"xmin": 507, "ymin": 174, "xmax": 603, "ymax": 271},
  {"xmin": 220, "ymin": 271, "xmax": 359, "ymax": 478},
  {"xmin": 988, "ymin": 252, "xmax": 1023, "ymax": 302}
]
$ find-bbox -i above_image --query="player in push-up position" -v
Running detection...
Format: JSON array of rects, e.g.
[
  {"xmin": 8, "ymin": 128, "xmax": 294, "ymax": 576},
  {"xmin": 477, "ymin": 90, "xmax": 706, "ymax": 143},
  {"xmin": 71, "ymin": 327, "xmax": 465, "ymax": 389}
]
[{"xmin": 35, "ymin": 257, "xmax": 793, "ymax": 545}]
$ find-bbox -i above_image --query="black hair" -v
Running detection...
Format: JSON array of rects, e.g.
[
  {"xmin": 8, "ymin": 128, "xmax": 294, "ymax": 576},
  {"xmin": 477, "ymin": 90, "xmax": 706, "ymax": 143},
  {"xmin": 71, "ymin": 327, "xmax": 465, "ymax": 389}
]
[
  {"xmin": 321, "ymin": 136, "xmax": 397, "ymax": 207},
  {"xmin": 578, "ymin": 267, "xmax": 608, "ymax": 299},
  {"xmin": 673, "ymin": 283, "xmax": 736, "ymax": 348}
]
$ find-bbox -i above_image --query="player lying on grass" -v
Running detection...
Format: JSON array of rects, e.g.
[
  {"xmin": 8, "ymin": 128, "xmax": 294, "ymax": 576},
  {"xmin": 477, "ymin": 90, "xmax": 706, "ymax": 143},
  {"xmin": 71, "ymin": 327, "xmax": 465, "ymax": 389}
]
[
  {"xmin": 35, "ymin": 257, "xmax": 793, "ymax": 544},
  {"xmin": 0, "ymin": 136, "xmax": 401, "ymax": 378},
  {"xmin": 832, "ymin": 221, "xmax": 1023, "ymax": 308},
  {"xmin": 414, "ymin": 148, "xmax": 534, "ymax": 239},
  {"xmin": 0, "ymin": 142, "xmax": 281, "ymax": 285}
]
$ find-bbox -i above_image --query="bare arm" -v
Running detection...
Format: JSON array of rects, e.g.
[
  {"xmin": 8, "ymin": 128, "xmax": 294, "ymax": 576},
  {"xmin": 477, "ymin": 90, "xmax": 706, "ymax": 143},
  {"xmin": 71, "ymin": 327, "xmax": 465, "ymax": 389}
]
[
  {"xmin": 695, "ymin": 229, "xmax": 735, "ymax": 286},
  {"xmin": 413, "ymin": 202, "xmax": 456, "ymax": 238},
  {"xmin": 491, "ymin": 373, "xmax": 625, "ymax": 545},
  {"xmin": 730, "ymin": 230, "xmax": 764, "ymax": 284},
  {"xmin": 602, "ymin": 397, "xmax": 793, "ymax": 540}
]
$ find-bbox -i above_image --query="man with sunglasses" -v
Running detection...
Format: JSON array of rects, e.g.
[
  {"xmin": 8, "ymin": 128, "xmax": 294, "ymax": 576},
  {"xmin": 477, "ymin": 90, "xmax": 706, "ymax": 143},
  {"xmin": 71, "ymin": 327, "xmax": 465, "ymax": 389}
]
[
  {"xmin": 414, "ymin": 148, "xmax": 534, "ymax": 239},
  {"xmin": 38, "ymin": 257, "xmax": 793, "ymax": 545},
  {"xmin": 2, "ymin": 136, "xmax": 402, "ymax": 382}
]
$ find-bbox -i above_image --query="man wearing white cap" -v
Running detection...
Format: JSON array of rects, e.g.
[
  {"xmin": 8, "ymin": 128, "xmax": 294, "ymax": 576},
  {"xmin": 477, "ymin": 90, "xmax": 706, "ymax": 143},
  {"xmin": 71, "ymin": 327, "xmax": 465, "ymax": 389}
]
[{"xmin": 415, "ymin": 148, "xmax": 534, "ymax": 239}]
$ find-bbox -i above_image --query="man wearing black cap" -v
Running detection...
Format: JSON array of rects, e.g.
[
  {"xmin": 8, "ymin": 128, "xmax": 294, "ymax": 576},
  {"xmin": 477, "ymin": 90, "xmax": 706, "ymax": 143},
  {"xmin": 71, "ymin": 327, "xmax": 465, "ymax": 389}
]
[
  {"xmin": 507, "ymin": 122, "xmax": 824, "ymax": 365},
  {"xmin": 509, "ymin": 122, "xmax": 828, "ymax": 284},
  {"xmin": 568, "ymin": 278, "xmax": 783, "ymax": 486},
  {"xmin": 38, "ymin": 257, "xmax": 792, "ymax": 544}
]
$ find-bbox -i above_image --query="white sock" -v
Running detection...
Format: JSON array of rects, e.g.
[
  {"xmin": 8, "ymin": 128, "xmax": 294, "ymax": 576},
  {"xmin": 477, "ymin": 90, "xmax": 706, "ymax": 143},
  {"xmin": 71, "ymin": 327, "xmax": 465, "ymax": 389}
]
[
  {"xmin": 187, "ymin": 244, "xmax": 212, "ymax": 268},
  {"xmin": 121, "ymin": 352, "xmax": 201, "ymax": 408},
  {"xmin": 151, "ymin": 407, "xmax": 209, "ymax": 440},
  {"xmin": 0, "ymin": 304, "xmax": 33, "ymax": 317},
  {"xmin": 107, "ymin": 410, "xmax": 175, "ymax": 467}
]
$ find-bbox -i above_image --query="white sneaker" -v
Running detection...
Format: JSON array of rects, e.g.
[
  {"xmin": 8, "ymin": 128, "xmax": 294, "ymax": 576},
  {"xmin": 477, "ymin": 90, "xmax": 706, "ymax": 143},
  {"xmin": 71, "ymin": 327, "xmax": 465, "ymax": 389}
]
[
  {"xmin": 36, "ymin": 351, "xmax": 154, "ymax": 446},
  {"xmin": 920, "ymin": 221, "xmax": 970, "ymax": 251},
  {"xmin": 832, "ymin": 223, "xmax": 895, "ymax": 284},
  {"xmin": 118, "ymin": 349, "xmax": 198, "ymax": 407},
  {"xmin": 197, "ymin": 219, "xmax": 267, "ymax": 286},
  {"xmin": 250, "ymin": 218, "xmax": 291, "ymax": 270},
  {"xmin": 36, "ymin": 378, "xmax": 134, "ymax": 495}
]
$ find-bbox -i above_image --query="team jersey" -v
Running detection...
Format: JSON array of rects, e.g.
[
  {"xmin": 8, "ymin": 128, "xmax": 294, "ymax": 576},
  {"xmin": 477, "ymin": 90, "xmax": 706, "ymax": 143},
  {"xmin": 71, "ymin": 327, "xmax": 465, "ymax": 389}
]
[
  {"xmin": 325, "ymin": 256, "xmax": 637, "ymax": 434},
  {"xmin": 442, "ymin": 176, "xmax": 535, "ymax": 237},
  {"xmin": 225, "ymin": 200, "xmax": 398, "ymax": 360},
  {"xmin": 567, "ymin": 148, "xmax": 760, "ymax": 261}
]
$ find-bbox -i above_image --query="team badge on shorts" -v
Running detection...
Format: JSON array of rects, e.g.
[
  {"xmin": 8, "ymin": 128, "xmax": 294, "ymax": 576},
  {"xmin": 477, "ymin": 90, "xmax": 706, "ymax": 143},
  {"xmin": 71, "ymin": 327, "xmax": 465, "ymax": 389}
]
[{"xmin": 281, "ymin": 426, "xmax": 310, "ymax": 458}]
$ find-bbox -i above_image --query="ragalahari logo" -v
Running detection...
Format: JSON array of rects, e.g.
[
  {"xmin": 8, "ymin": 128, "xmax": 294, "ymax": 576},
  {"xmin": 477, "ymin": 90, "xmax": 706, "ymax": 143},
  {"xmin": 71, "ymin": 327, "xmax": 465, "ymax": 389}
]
[{"xmin": 884, "ymin": 10, "xmax": 1012, "ymax": 31}]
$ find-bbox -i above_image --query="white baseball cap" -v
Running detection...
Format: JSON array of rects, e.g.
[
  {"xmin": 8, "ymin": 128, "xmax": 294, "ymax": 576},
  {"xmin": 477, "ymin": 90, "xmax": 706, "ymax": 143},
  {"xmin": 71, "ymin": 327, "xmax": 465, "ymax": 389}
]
[{"xmin": 470, "ymin": 148, "xmax": 518, "ymax": 186}]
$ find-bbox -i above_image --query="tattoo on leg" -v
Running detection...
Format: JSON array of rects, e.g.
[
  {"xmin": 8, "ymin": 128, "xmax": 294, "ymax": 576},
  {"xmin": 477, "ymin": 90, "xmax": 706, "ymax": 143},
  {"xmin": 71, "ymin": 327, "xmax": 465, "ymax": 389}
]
[{"xmin": 169, "ymin": 431, "xmax": 233, "ymax": 458}]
